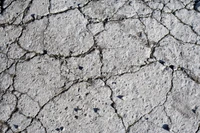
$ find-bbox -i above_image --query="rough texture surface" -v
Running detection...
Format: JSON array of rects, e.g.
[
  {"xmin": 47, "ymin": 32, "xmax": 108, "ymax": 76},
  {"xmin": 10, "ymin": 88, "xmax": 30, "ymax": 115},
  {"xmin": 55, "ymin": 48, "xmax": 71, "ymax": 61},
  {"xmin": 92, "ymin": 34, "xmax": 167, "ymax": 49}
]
[{"xmin": 1, "ymin": 0, "xmax": 200, "ymax": 133}]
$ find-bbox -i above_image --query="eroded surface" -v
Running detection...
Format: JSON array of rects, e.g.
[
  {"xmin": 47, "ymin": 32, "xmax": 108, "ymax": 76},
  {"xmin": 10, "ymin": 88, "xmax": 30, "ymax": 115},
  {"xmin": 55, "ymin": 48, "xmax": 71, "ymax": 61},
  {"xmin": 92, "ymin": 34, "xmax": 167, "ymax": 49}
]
[{"xmin": 1, "ymin": 0, "xmax": 200, "ymax": 132}]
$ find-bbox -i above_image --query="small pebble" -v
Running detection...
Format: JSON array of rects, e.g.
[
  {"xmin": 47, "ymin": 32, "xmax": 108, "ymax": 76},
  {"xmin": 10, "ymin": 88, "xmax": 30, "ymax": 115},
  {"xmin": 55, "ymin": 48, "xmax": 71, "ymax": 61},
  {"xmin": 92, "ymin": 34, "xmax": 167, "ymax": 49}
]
[
  {"xmin": 78, "ymin": 66, "xmax": 83, "ymax": 70},
  {"xmin": 169, "ymin": 65, "xmax": 174, "ymax": 70},
  {"xmin": 43, "ymin": 50, "xmax": 47, "ymax": 55},
  {"xmin": 74, "ymin": 108, "xmax": 78, "ymax": 112},
  {"xmin": 192, "ymin": 106, "xmax": 198, "ymax": 113},
  {"xmin": 13, "ymin": 124, "xmax": 18, "ymax": 129},
  {"xmin": 31, "ymin": 14, "xmax": 35, "ymax": 19},
  {"xmin": 117, "ymin": 95, "xmax": 123, "ymax": 99},
  {"xmin": 93, "ymin": 108, "xmax": 99, "ymax": 113},
  {"xmin": 162, "ymin": 124, "xmax": 170, "ymax": 131},
  {"xmin": 180, "ymin": 67, "xmax": 185, "ymax": 71},
  {"xmin": 60, "ymin": 126, "xmax": 64, "ymax": 131},
  {"xmin": 158, "ymin": 60, "xmax": 165, "ymax": 65},
  {"xmin": 55, "ymin": 128, "xmax": 60, "ymax": 131},
  {"xmin": 112, "ymin": 82, "xmax": 116, "ymax": 84},
  {"xmin": 75, "ymin": 116, "xmax": 78, "ymax": 119},
  {"xmin": 74, "ymin": 107, "xmax": 81, "ymax": 112}
]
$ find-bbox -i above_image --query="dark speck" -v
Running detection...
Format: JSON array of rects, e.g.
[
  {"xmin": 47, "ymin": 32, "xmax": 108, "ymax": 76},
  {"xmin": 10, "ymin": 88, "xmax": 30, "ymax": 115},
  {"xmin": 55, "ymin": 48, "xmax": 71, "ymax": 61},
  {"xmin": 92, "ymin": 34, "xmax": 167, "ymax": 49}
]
[
  {"xmin": 137, "ymin": 32, "xmax": 142, "ymax": 37},
  {"xmin": 55, "ymin": 128, "xmax": 60, "ymax": 131},
  {"xmin": 117, "ymin": 95, "xmax": 123, "ymax": 99},
  {"xmin": 162, "ymin": 124, "xmax": 170, "ymax": 131},
  {"xmin": 74, "ymin": 108, "xmax": 78, "ymax": 112},
  {"xmin": 13, "ymin": 124, "xmax": 18, "ymax": 129},
  {"xmin": 158, "ymin": 60, "xmax": 165, "ymax": 65},
  {"xmin": 74, "ymin": 107, "xmax": 81, "ymax": 112},
  {"xmin": 180, "ymin": 67, "xmax": 184, "ymax": 71},
  {"xmin": 75, "ymin": 115, "xmax": 78, "ymax": 119},
  {"xmin": 192, "ymin": 106, "xmax": 198, "ymax": 113},
  {"xmin": 169, "ymin": 65, "xmax": 174, "ymax": 70},
  {"xmin": 31, "ymin": 14, "xmax": 35, "ymax": 19},
  {"xmin": 43, "ymin": 50, "xmax": 47, "ymax": 55},
  {"xmin": 145, "ymin": 117, "xmax": 148, "ymax": 120},
  {"xmin": 103, "ymin": 18, "xmax": 108, "ymax": 27},
  {"xmin": 85, "ymin": 92, "xmax": 89, "ymax": 96},
  {"xmin": 192, "ymin": 109, "xmax": 196, "ymax": 113},
  {"xmin": 78, "ymin": 66, "xmax": 83, "ymax": 70},
  {"xmin": 60, "ymin": 126, "xmax": 64, "ymax": 131},
  {"xmin": 112, "ymin": 82, "xmax": 116, "ymax": 84},
  {"xmin": 93, "ymin": 108, "xmax": 99, "ymax": 113}
]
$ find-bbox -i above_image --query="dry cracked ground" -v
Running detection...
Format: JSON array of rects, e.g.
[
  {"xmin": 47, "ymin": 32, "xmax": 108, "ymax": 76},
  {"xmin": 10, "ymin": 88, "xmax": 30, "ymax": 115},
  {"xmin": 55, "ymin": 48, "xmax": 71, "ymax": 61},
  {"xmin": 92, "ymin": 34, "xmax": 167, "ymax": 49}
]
[{"xmin": 1, "ymin": 0, "xmax": 200, "ymax": 133}]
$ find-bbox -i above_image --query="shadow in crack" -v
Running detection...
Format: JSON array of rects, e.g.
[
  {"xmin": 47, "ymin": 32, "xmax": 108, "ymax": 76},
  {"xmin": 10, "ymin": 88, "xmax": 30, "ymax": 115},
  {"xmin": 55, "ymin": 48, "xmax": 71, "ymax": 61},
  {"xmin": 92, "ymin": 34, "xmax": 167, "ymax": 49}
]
[{"xmin": 0, "ymin": 0, "xmax": 4, "ymax": 14}]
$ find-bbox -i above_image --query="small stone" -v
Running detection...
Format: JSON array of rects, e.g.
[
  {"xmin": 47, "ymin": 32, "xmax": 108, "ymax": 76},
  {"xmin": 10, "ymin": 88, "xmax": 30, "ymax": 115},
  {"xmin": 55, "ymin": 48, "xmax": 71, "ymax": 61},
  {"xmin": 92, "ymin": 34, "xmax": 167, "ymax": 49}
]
[
  {"xmin": 103, "ymin": 18, "xmax": 108, "ymax": 27},
  {"xmin": 158, "ymin": 60, "xmax": 165, "ymax": 65},
  {"xmin": 13, "ymin": 124, "xmax": 18, "ymax": 129},
  {"xmin": 55, "ymin": 128, "xmax": 60, "ymax": 131},
  {"xmin": 93, "ymin": 108, "xmax": 99, "ymax": 113},
  {"xmin": 75, "ymin": 116, "xmax": 78, "ymax": 119},
  {"xmin": 31, "ymin": 14, "xmax": 35, "ymax": 19},
  {"xmin": 43, "ymin": 50, "xmax": 47, "ymax": 55},
  {"xmin": 60, "ymin": 126, "xmax": 64, "ymax": 131},
  {"xmin": 162, "ymin": 124, "xmax": 170, "ymax": 131},
  {"xmin": 192, "ymin": 109, "xmax": 196, "ymax": 113},
  {"xmin": 192, "ymin": 106, "xmax": 198, "ymax": 113},
  {"xmin": 74, "ymin": 107, "xmax": 81, "ymax": 112},
  {"xmin": 78, "ymin": 66, "xmax": 83, "ymax": 70},
  {"xmin": 112, "ymin": 82, "xmax": 116, "ymax": 84},
  {"xmin": 117, "ymin": 95, "xmax": 123, "ymax": 99},
  {"xmin": 180, "ymin": 67, "xmax": 185, "ymax": 71},
  {"xmin": 169, "ymin": 65, "xmax": 174, "ymax": 70}
]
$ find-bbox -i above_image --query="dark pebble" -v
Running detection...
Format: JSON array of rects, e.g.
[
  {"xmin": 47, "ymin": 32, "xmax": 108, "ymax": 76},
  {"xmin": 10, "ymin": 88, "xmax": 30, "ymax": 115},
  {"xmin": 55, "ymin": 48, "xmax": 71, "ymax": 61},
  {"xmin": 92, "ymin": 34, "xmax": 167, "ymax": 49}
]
[
  {"xmin": 162, "ymin": 124, "xmax": 170, "ymax": 131},
  {"xmin": 31, "ymin": 14, "xmax": 35, "ymax": 19},
  {"xmin": 74, "ymin": 108, "xmax": 78, "ymax": 112},
  {"xmin": 117, "ymin": 95, "xmax": 123, "ymax": 99},
  {"xmin": 192, "ymin": 106, "xmax": 198, "ymax": 113},
  {"xmin": 192, "ymin": 109, "xmax": 196, "ymax": 113},
  {"xmin": 74, "ymin": 107, "xmax": 81, "ymax": 112},
  {"xmin": 13, "ymin": 124, "xmax": 18, "ymax": 129},
  {"xmin": 169, "ymin": 65, "xmax": 174, "ymax": 70},
  {"xmin": 93, "ymin": 108, "xmax": 99, "ymax": 113},
  {"xmin": 180, "ymin": 67, "xmax": 184, "ymax": 71},
  {"xmin": 112, "ymin": 82, "xmax": 116, "ymax": 84},
  {"xmin": 75, "ymin": 115, "xmax": 78, "ymax": 119},
  {"xmin": 60, "ymin": 126, "xmax": 64, "ymax": 131},
  {"xmin": 103, "ymin": 18, "xmax": 108, "ymax": 26},
  {"xmin": 43, "ymin": 50, "xmax": 47, "ymax": 55},
  {"xmin": 55, "ymin": 128, "xmax": 60, "ymax": 131},
  {"xmin": 158, "ymin": 60, "xmax": 165, "ymax": 65},
  {"xmin": 78, "ymin": 66, "xmax": 83, "ymax": 70}
]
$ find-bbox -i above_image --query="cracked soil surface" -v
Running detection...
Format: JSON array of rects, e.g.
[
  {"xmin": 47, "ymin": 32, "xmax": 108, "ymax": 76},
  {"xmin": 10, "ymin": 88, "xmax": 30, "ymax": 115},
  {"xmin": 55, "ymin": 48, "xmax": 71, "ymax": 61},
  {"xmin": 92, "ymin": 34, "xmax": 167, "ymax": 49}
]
[{"xmin": 1, "ymin": 0, "xmax": 200, "ymax": 133}]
